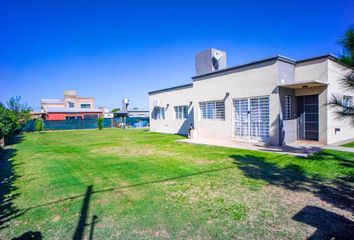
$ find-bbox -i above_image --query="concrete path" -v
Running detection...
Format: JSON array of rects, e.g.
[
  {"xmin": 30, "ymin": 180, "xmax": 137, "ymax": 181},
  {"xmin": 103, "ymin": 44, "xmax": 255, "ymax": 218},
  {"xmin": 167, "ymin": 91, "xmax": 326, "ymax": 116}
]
[
  {"xmin": 324, "ymin": 146, "xmax": 354, "ymax": 153},
  {"xmin": 323, "ymin": 139, "xmax": 354, "ymax": 153},
  {"xmin": 178, "ymin": 139, "xmax": 323, "ymax": 157}
]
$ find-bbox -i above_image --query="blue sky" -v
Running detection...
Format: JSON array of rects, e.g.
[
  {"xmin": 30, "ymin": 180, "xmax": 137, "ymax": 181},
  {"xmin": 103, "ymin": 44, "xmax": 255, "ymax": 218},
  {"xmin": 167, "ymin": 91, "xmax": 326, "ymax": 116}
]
[{"xmin": 1, "ymin": 0, "xmax": 353, "ymax": 110}]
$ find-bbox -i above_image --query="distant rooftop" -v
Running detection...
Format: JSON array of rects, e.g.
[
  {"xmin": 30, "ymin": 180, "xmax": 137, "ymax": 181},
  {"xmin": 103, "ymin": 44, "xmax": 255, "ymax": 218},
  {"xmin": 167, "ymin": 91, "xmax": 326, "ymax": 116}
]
[
  {"xmin": 41, "ymin": 99, "xmax": 64, "ymax": 104},
  {"xmin": 44, "ymin": 107, "xmax": 102, "ymax": 113}
]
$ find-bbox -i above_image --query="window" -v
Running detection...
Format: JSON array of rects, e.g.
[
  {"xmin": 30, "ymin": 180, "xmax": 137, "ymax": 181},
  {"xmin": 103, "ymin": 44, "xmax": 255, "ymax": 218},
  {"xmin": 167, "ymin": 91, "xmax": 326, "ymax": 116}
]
[
  {"xmin": 174, "ymin": 106, "xmax": 188, "ymax": 119},
  {"xmin": 284, "ymin": 95, "xmax": 292, "ymax": 120},
  {"xmin": 154, "ymin": 107, "xmax": 165, "ymax": 120},
  {"xmin": 81, "ymin": 104, "xmax": 91, "ymax": 109},
  {"xmin": 68, "ymin": 102, "xmax": 75, "ymax": 108},
  {"xmin": 200, "ymin": 101, "xmax": 225, "ymax": 120},
  {"xmin": 343, "ymin": 96, "xmax": 353, "ymax": 107},
  {"xmin": 234, "ymin": 96, "xmax": 270, "ymax": 141}
]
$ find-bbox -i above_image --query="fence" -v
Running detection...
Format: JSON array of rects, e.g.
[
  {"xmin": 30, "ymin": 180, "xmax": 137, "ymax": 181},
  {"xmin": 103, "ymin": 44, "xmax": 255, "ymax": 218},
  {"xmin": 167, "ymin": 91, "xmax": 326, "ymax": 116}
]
[{"xmin": 24, "ymin": 117, "xmax": 149, "ymax": 132}]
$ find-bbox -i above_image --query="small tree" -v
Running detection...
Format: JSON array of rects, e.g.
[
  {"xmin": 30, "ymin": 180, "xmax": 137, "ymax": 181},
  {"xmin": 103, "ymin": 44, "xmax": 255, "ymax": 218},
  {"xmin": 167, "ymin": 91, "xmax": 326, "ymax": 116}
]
[
  {"xmin": 35, "ymin": 119, "xmax": 44, "ymax": 133},
  {"xmin": 0, "ymin": 104, "xmax": 19, "ymax": 148},
  {"xmin": 97, "ymin": 117, "xmax": 103, "ymax": 130},
  {"xmin": 6, "ymin": 96, "xmax": 32, "ymax": 132},
  {"xmin": 111, "ymin": 108, "xmax": 121, "ymax": 113}
]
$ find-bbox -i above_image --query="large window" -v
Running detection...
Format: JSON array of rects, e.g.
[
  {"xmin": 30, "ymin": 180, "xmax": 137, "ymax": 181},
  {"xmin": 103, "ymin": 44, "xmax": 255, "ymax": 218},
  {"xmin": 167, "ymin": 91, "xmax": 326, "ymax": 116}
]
[
  {"xmin": 234, "ymin": 96, "xmax": 270, "ymax": 141},
  {"xmin": 200, "ymin": 101, "xmax": 225, "ymax": 120},
  {"xmin": 174, "ymin": 106, "xmax": 188, "ymax": 119},
  {"xmin": 284, "ymin": 95, "xmax": 292, "ymax": 120},
  {"xmin": 343, "ymin": 95, "xmax": 353, "ymax": 107},
  {"xmin": 154, "ymin": 107, "xmax": 165, "ymax": 120},
  {"xmin": 81, "ymin": 104, "xmax": 91, "ymax": 109}
]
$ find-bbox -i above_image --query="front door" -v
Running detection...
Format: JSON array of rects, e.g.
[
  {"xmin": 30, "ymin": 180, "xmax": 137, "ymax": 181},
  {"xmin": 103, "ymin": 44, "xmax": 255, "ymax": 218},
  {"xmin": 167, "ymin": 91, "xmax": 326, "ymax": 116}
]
[
  {"xmin": 297, "ymin": 95, "xmax": 319, "ymax": 141},
  {"xmin": 234, "ymin": 96, "xmax": 270, "ymax": 142}
]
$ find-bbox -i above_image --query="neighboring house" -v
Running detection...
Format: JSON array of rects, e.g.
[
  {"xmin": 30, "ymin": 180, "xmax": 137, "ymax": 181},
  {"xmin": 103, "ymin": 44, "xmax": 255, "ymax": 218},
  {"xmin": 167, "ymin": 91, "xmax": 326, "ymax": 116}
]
[
  {"xmin": 41, "ymin": 90, "xmax": 102, "ymax": 120},
  {"xmin": 112, "ymin": 99, "xmax": 149, "ymax": 118},
  {"xmin": 148, "ymin": 48, "xmax": 354, "ymax": 146},
  {"xmin": 127, "ymin": 109, "xmax": 149, "ymax": 118}
]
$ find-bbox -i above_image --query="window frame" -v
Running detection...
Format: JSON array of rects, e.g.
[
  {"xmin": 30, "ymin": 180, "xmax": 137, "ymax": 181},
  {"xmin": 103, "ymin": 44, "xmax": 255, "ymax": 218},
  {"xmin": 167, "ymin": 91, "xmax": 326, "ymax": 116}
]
[
  {"xmin": 80, "ymin": 103, "xmax": 91, "ymax": 109},
  {"xmin": 68, "ymin": 102, "xmax": 75, "ymax": 108},
  {"xmin": 343, "ymin": 95, "xmax": 353, "ymax": 107},
  {"xmin": 154, "ymin": 107, "xmax": 165, "ymax": 120},
  {"xmin": 199, "ymin": 101, "xmax": 225, "ymax": 120},
  {"xmin": 174, "ymin": 105, "xmax": 188, "ymax": 119},
  {"xmin": 284, "ymin": 95, "xmax": 292, "ymax": 120}
]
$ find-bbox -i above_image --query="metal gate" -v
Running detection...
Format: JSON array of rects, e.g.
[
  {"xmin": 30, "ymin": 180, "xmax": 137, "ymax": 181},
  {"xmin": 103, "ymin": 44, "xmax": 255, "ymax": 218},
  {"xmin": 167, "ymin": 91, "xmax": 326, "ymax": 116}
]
[
  {"xmin": 234, "ymin": 96, "xmax": 270, "ymax": 141},
  {"xmin": 297, "ymin": 95, "xmax": 319, "ymax": 141}
]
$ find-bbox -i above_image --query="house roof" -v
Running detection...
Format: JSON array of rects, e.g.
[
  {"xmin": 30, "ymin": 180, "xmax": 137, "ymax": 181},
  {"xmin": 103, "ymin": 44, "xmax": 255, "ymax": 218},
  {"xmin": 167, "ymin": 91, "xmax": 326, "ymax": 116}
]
[
  {"xmin": 277, "ymin": 80, "xmax": 329, "ymax": 89},
  {"xmin": 148, "ymin": 54, "xmax": 341, "ymax": 95},
  {"xmin": 148, "ymin": 83, "xmax": 193, "ymax": 95},
  {"xmin": 192, "ymin": 54, "xmax": 340, "ymax": 80},
  {"xmin": 43, "ymin": 107, "xmax": 102, "ymax": 113},
  {"xmin": 192, "ymin": 55, "xmax": 295, "ymax": 80},
  {"xmin": 41, "ymin": 99, "xmax": 64, "ymax": 104}
]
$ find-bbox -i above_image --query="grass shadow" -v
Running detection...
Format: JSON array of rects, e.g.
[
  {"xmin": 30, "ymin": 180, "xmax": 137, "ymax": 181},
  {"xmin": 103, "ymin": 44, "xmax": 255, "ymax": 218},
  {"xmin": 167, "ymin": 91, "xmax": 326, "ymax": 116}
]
[
  {"xmin": 0, "ymin": 135, "xmax": 24, "ymax": 230},
  {"xmin": 293, "ymin": 206, "xmax": 354, "ymax": 239},
  {"xmin": 12, "ymin": 231, "xmax": 42, "ymax": 240},
  {"xmin": 230, "ymin": 152, "xmax": 354, "ymax": 231},
  {"xmin": 73, "ymin": 185, "xmax": 95, "ymax": 240}
]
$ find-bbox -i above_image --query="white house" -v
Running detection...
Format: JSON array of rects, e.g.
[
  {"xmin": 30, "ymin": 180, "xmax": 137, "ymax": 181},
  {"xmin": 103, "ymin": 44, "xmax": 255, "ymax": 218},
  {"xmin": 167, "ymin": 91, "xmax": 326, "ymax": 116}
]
[{"xmin": 148, "ymin": 48, "xmax": 354, "ymax": 146}]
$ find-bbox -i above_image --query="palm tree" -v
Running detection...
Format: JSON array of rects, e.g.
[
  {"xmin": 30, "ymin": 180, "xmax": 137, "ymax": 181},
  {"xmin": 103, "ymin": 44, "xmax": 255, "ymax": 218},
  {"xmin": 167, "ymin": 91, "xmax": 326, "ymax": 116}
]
[{"xmin": 329, "ymin": 27, "xmax": 354, "ymax": 124}]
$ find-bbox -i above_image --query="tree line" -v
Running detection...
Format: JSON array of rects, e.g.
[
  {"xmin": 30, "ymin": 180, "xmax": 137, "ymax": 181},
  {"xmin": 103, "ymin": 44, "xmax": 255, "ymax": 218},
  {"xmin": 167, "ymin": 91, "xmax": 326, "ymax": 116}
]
[{"xmin": 0, "ymin": 96, "xmax": 33, "ymax": 148}]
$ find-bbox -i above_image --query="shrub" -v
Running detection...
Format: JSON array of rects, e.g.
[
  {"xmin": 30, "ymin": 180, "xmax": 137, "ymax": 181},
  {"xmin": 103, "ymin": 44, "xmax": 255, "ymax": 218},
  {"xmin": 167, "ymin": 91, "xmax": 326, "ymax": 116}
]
[
  {"xmin": 35, "ymin": 119, "xmax": 44, "ymax": 133},
  {"xmin": 0, "ymin": 104, "xmax": 19, "ymax": 148},
  {"xmin": 97, "ymin": 117, "xmax": 103, "ymax": 130}
]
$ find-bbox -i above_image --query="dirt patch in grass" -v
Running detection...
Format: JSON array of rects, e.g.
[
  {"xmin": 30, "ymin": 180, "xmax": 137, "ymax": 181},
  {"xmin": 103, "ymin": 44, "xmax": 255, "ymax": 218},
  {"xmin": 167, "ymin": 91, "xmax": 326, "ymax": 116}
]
[
  {"xmin": 90, "ymin": 145, "xmax": 177, "ymax": 157},
  {"xmin": 166, "ymin": 171, "xmax": 354, "ymax": 239}
]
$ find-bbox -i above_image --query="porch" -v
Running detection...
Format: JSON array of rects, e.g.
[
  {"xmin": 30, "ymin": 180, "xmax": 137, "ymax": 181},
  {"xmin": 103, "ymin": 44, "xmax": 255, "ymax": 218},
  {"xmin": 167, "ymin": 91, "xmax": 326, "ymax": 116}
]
[
  {"xmin": 178, "ymin": 138, "xmax": 324, "ymax": 157},
  {"xmin": 278, "ymin": 80, "xmax": 328, "ymax": 145}
]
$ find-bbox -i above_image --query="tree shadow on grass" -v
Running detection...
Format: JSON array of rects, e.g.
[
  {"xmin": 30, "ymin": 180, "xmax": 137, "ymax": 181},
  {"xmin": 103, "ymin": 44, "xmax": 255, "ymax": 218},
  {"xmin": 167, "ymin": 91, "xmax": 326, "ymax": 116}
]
[
  {"xmin": 230, "ymin": 153, "xmax": 354, "ymax": 213},
  {"xmin": 12, "ymin": 231, "xmax": 42, "ymax": 240},
  {"xmin": 0, "ymin": 135, "xmax": 24, "ymax": 230},
  {"xmin": 230, "ymin": 152, "xmax": 354, "ymax": 238},
  {"xmin": 293, "ymin": 206, "xmax": 354, "ymax": 239}
]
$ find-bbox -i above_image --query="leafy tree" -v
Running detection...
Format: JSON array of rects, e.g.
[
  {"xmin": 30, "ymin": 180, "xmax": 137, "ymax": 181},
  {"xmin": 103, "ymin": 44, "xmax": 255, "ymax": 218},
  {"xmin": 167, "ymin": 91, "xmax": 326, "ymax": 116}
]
[
  {"xmin": 6, "ymin": 96, "xmax": 31, "ymax": 113},
  {"xmin": 6, "ymin": 96, "xmax": 32, "ymax": 128},
  {"xmin": 0, "ymin": 104, "xmax": 19, "ymax": 148},
  {"xmin": 97, "ymin": 117, "xmax": 104, "ymax": 130},
  {"xmin": 329, "ymin": 27, "xmax": 354, "ymax": 124},
  {"xmin": 111, "ymin": 108, "xmax": 121, "ymax": 113}
]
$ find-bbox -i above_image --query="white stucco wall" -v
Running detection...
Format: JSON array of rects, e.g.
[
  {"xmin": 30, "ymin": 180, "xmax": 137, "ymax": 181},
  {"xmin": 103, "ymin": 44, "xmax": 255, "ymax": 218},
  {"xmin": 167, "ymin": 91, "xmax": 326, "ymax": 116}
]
[
  {"xmin": 294, "ymin": 59, "xmax": 329, "ymax": 144},
  {"xmin": 326, "ymin": 60, "xmax": 354, "ymax": 144},
  {"xmin": 148, "ymin": 56, "xmax": 354, "ymax": 146},
  {"xmin": 149, "ymin": 86, "xmax": 194, "ymax": 135},
  {"xmin": 192, "ymin": 60, "xmax": 281, "ymax": 145},
  {"xmin": 295, "ymin": 58, "xmax": 329, "ymax": 82}
]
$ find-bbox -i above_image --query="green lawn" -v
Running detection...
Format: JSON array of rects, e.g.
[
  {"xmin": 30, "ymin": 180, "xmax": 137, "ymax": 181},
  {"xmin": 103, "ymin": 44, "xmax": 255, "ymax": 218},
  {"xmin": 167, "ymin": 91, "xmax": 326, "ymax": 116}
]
[
  {"xmin": 342, "ymin": 141, "xmax": 354, "ymax": 148},
  {"xmin": 1, "ymin": 129, "xmax": 353, "ymax": 239}
]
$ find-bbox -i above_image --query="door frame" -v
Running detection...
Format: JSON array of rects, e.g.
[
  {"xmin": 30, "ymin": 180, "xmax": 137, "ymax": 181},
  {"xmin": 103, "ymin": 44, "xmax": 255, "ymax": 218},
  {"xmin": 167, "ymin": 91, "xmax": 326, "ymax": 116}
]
[
  {"xmin": 232, "ymin": 96, "xmax": 270, "ymax": 142},
  {"xmin": 297, "ymin": 94, "xmax": 319, "ymax": 141}
]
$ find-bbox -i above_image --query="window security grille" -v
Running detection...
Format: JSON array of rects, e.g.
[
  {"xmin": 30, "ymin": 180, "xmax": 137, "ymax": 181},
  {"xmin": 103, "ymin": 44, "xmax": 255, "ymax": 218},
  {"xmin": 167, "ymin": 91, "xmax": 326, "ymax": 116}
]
[
  {"xmin": 154, "ymin": 107, "xmax": 165, "ymax": 120},
  {"xmin": 343, "ymin": 96, "xmax": 353, "ymax": 107},
  {"xmin": 234, "ymin": 97, "xmax": 270, "ymax": 141},
  {"xmin": 175, "ymin": 106, "xmax": 188, "ymax": 119},
  {"xmin": 284, "ymin": 95, "xmax": 292, "ymax": 120},
  {"xmin": 200, "ymin": 101, "xmax": 225, "ymax": 120}
]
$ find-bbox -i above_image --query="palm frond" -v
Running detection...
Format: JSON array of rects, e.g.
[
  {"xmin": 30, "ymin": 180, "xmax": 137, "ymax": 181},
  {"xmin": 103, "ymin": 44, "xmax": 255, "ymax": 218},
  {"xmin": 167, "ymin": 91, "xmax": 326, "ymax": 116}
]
[
  {"xmin": 328, "ymin": 95, "xmax": 354, "ymax": 125},
  {"xmin": 340, "ymin": 70, "xmax": 354, "ymax": 90}
]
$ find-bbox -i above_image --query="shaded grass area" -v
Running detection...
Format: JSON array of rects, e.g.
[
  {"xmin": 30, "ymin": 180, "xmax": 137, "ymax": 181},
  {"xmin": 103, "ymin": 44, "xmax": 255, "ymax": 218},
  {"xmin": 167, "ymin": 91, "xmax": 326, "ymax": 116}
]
[
  {"xmin": 343, "ymin": 141, "xmax": 354, "ymax": 148},
  {"xmin": 0, "ymin": 129, "xmax": 353, "ymax": 239}
]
